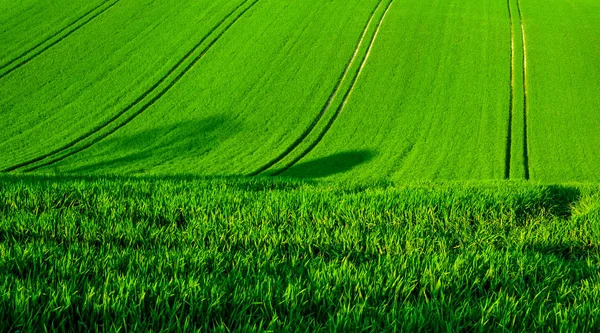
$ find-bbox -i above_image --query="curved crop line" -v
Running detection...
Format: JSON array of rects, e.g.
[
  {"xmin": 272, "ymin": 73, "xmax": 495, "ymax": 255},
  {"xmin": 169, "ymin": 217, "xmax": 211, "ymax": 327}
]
[
  {"xmin": 0, "ymin": 0, "xmax": 119, "ymax": 80},
  {"xmin": 272, "ymin": 0, "xmax": 394, "ymax": 176},
  {"xmin": 248, "ymin": 0, "xmax": 386, "ymax": 176},
  {"xmin": 3, "ymin": 0, "xmax": 258, "ymax": 173},
  {"xmin": 516, "ymin": 0, "xmax": 530, "ymax": 180},
  {"xmin": 505, "ymin": 0, "xmax": 514, "ymax": 179}
]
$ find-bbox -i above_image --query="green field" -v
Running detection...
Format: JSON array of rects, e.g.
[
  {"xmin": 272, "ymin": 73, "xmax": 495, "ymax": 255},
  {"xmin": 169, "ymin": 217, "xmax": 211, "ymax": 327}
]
[
  {"xmin": 1, "ymin": 0, "xmax": 599, "ymax": 180},
  {"xmin": 1, "ymin": 176, "xmax": 600, "ymax": 331},
  {"xmin": 1, "ymin": 0, "xmax": 599, "ymax": 330}
]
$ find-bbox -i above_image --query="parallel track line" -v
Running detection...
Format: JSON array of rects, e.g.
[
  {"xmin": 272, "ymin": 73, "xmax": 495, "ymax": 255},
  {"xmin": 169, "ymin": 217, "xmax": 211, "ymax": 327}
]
[
  {"xmin": 248, "ymin": 0, "xmax": 385, "ymax": 176},
  {"xmin": 0, "ymin": 0, "xmax": 119, "ymax": 79},
  {"xmin": 249, "ymin": 0, "xmax": 392, "ymax": 176},
  {"xmin": 3, "ymin": 0, "xmax": 258, "ymax": 173},
  {"xmin": 505, "ymin": 0, "xmax": 515, "ymax": 179},
  {"xmin": 272, "ymin": 0, "xmax": 394, "ymax": 176},
  {"xmin": 516, "ymin": 0, "xmax": 530, "ymax": 179}
]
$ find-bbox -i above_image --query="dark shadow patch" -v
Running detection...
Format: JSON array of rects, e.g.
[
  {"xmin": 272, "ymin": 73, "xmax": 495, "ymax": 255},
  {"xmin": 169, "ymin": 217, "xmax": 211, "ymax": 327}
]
[
  {"xmin": 505, "ymin": 184, "xmax": 581, "ymax": 222},
  {"xmin": 64, "ymin": 115, "xmax": 236, "ymax": 174},
  {"xmin": 225, "ymin": 178, "xmax": 315, "ymax": 192},
  {"xmin": 279, "ymin": 150, "xmax": 375, "ymax": 179},
  {"xmin": 541, "ymin": 185, "xmax": 581, "ymax": 219},
  {"xmin": 528, "ymin": 243, "xmax": 600, "ymax": 261}
]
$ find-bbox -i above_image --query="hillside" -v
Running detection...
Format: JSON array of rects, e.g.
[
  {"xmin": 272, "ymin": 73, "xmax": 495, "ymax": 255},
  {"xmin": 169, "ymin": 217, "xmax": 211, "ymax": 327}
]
[{"xmin": 1, "ymin": 0, "xmax": 599, "ymax": 182}]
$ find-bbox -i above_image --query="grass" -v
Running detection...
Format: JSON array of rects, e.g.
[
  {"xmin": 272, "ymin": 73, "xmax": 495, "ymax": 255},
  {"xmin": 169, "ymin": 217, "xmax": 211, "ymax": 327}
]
[
  {"xmin": 0, "ymin": 0, "xmax": 245, "ymax": 170},
  {"xmin": 279, "ymin": 0, "xmax": 510, "ymax": 182},
  {"xmin": 0, "ymin": 0, "xmax": 107, "ymax": 66},
  {"xmin": 1, "ymin": 175, "xmax": 600, "ymax": 331},
  {"xmin": 0, "ymin": 0, "xmax": 383, "ymax": 177},
  {"xmin": 42, "ymin": 0, "xmax": 381, "ymax": 177},
  {"xmin": 1, "ymin": 1, "xmax": 599, "ymax": 329},
  {"xmin": 2, "ymin": 0, "xmax": 599, "ymax": 182},
  {"xmin": 522, "ymin": 0, "xmax": 600, "ymax": 182}
]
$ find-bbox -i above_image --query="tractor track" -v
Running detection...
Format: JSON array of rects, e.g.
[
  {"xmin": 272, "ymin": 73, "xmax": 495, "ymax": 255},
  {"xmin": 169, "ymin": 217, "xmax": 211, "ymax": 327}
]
[
  {"xmin": 272, "ymin": 0, "xmax": 394, "ymax": 176},
  {"xmin": 3, "ymin": 0, "xmax": 258, "ymax": 173},
  {"xmin": 249, "ymin": 0, "xmax": 393, "ymax": 176},
  {"xmin": 248, "ymin": 0, "xmax": 384, "ymax": 176},
  {"xmin": 505, "ymin": 0, "xmax": 515, "ymax": 179},
  {"xmin": 505, "ymin": 0, "xmax": 529, "ymax": 180},
  {"xmin": 0, "ymin": 0, "xmax": 119, "ymax": 79},
  {"xmin": 516, "ymin": 0, "xmax": 530, "ymax": 180}
]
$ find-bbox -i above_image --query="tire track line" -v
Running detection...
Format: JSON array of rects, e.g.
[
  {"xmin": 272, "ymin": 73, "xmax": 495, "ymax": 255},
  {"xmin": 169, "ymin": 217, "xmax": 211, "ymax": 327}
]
[
  {"xmin": 3, "ymin": 0, "xmax": 258, "ymax": 173},
  {"xmin": 272, "ymin": 0, "xmax": 394, "ymax": 176},
  {"xmin": 516, "ymin": 0, "xmax": 530, "ymax": 179},
  {"xmin": 248, "ymin": 0, "xmax": 385, "ymax": 176},
  {"xmin": 249, "ymin": 0, "xmax": 390, "ymax": 176},
  {"xmin": 0, "ymin": 0, "xmax": 119, "ymax": 79},
  {"xmin": 505, "ymin": 0, "xmax": 514, "ymax": 179}
]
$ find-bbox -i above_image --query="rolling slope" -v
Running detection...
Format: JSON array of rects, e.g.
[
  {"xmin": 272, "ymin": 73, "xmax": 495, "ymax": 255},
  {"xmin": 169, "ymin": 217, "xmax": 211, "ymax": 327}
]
[
  {"xmin": 280, "ymin": 0, "xmax": 510, "ymax": 181},
  {"xmin": 0, "ymin": 0, "xmax": 249, "ymax": 170},
  {"xmin": 1, "ymin": 0, "xmax": 599, "ymax": 183},
  {"xmin": 31, "ymin": 0, "xmax": 382, "ymax": 176}
]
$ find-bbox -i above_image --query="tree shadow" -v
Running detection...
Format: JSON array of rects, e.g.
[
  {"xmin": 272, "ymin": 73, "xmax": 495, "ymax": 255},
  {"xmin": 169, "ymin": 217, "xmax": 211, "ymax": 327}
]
[
  {"xmin": 280, "ymin": 150, "xmax": 376, "ymax": 179},
  {"xmin": 65, "ymin": 115, "xmax": 237, "ymax": 174}
]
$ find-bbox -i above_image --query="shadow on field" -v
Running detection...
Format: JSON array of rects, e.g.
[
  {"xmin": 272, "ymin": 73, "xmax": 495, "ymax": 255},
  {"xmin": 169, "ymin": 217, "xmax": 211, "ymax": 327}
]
[
  {"xmin": 541, "ymin": 185, "xmax": 581, "ymax": 219},
  {"xmin": 66, "ymin": 115, "xmax": 237, "ymax": 174},
  {"xmin": 528, "ymin": 243, "xmax": 600, "ymax": 261},
  {"xmin": 510, "ymin": 184, "xmax": 581, "ymax": 222},
  {"xmin": 280, "ymin": 150, "xmax": 375, "ymax": 179}
]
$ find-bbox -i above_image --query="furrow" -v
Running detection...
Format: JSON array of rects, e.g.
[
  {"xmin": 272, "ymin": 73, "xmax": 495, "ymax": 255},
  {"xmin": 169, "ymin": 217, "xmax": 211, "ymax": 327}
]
[
  {"xmin": 507, "ymin": 0, "xmax": 527, "ymax": 180},
  {"xmin": 516, "ymin": 0, "xmax": 530, "ymax": 180},
  {"xmin": 272, "ymin": 0, "xmax": 394, "ymax": 176},
  {"xmin": 505, "ymin": 0, "xmax": 514, "ymax": 179},
  {"xmin": 3, "ymin": 0, "xmax": 258, "ymax": 173},
  {"xmin": 247, "ymin": 0, "xmax": 385, "ymax": 177},
  {"xmin": 0, "ymin": 0, "xmax": 119, "ymax": 80},
  {"xmin": 250, "ymin": 0, "xmax": 393, "ymax": 177}
]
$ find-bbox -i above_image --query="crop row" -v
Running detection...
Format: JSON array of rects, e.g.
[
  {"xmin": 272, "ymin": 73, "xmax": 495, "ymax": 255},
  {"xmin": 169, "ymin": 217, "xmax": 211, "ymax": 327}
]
[{"xmin": 1, "ymin": 176, "xmax": 599, "ymax": 330}]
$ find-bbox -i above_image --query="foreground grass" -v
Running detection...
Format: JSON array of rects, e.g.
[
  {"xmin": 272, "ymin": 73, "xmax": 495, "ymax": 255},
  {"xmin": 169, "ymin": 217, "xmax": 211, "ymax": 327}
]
[{"xmin": 1, "ymin": 176, "xmax": 599, "ymax": 331}]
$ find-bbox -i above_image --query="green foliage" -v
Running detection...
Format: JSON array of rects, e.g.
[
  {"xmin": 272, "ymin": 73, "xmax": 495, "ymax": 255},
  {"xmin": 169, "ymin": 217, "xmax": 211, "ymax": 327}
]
[
  {"xmin": 2, "ymin": 1, "xmax": 599, "ymax": 330},
  {"xmin": 1, "ymin": 176, "xmax": 600, "ymax": 331}
]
